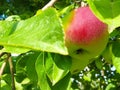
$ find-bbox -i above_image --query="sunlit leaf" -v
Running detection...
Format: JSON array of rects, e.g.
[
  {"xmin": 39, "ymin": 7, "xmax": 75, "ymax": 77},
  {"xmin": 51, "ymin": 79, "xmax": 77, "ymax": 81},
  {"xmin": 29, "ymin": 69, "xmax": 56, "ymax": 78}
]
[
  {"xmin": 0, "ymin": 8, "xmax": 68, "ymax": 55},
  {"xmin": 105, "ymin": 83, "xmax": 116, "ymax": 90},
  {"xmin": 35, "ymin": 52, "xmax": 51, "ymax": 90},
  {"xmin": 1, "ymin": 80, "xmax": 11, "ymax": 90}
]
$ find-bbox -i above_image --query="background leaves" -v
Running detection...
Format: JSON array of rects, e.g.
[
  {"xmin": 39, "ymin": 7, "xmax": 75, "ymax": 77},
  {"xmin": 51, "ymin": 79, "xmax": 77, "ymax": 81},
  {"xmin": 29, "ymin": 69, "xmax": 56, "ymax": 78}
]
[{"xmin": 1, "ymin": 0, "xmax": 120, "ymax": 90}]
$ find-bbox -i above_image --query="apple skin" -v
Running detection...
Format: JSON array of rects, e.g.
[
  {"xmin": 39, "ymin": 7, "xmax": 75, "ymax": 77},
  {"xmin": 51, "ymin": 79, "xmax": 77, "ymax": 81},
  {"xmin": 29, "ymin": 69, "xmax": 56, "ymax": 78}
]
[{"xmin": 64, "ymin": 6, "xmax": 109, "ymax": 74}]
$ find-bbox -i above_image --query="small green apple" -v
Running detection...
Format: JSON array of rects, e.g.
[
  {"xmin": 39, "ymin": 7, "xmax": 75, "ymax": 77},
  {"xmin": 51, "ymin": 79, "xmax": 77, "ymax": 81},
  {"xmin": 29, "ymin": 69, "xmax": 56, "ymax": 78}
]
[{"xmin": 64, "ymin": 6, "xmax": 109, "ymax": 74}]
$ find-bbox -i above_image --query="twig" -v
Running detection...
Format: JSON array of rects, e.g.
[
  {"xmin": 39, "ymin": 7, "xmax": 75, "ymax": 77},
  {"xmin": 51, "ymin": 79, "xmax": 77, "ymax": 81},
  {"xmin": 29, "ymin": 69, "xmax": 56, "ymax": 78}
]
[
  {"xmin": 42, "ymin": 0, "xmax": 58, "ymax": 10},
  {"xmin": 0, "ymin": 52, "xmax": 8, "ymax": 77},
  {"xmin": 0, "ymin": 60, "xmax": 7, "ymax": 78},
  {"xmin": 8, "ymin": 53, "xmax": 16, "ymax": 90},
  {"xmin": 0, "ymin": 52, "xmax": 7, "ymax": 57},
  {"xmin": 0, "ymin": 52, "xmax": 15, "ymax": 89},
  {"xmin": 0, "ymin": 52, "xmax": 9, "ymax": 89}
]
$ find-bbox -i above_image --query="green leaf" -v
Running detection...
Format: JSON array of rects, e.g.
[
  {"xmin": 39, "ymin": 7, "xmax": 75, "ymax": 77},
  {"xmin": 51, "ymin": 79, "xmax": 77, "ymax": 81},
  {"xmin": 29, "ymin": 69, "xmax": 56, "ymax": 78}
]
[
  {"xmin": 2, "ymin": 74, "xmax": 12, "ymax": 88},
  {"xmin": 35, "ymin": 52, "xmax": 51, "ymax": 90},
  {"xmin": 25, "ymin": 52, "xmax": 39, "ymax": 84},
  {"xmin": 0, "ymin": 21, "xmax": 18, "ymax": 38},
  {"xmin": 52, "ymin": 73, "xmax": 72, "ymax": 90},
  {"xmin": 0, "ymin": 8, "xmax": 68, "ymax": 55},
  {"xmin": 87, "ymin": 0, "xmax": 120, "ymax": 32},
  {"xmin": 1, "ymin": 80, "xmax": 11, "ymax": 90},
  {"xmin": 35, "ymin": 52, "xmax": 71, "ymax": 90},
  {"xmin": 102, "ymin": 44, "xmax": 112, "ymax": 64},
  {"xmin": 16, "ymin": 51, "xmax": 39, "ymax": 85},
  {"xmin": 83, "ymin": 72, "xmax": 91, "ymax": 82},
  {"xmin": 110, "ymin": 28, "xmax": 120, "ymax": 39},
  {"xmin": 2, "ymin": 74, "xmax": 23, "ymax": 90},
  {"xmin": 45, "ymin": 53, "xmax": 71, "ymax": 85},
  {"xmin": 112, "ymin": 40, "xmax": 120, "ymax": 73},
  {"xmin": 105, "ymin": 83, "xmax": 116, "ymax": 90},
  {"xmin": 16, "ymin": 55, "xmax": 28, "ymax": 83},
  {"xmin": 5, "ymin": 15, "xmax": 21, "ymax": 21},
  {"xmin": 95, "ymin": 58, "xmax": 103, "ymax": 70}
]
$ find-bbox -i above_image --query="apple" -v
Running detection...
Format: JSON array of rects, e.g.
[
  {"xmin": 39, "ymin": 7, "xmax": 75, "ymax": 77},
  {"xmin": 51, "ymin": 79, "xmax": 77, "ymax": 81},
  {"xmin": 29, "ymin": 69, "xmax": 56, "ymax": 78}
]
[{"xmin": 64, "ymin": 6, "xmax": 109, "ymax": 74}]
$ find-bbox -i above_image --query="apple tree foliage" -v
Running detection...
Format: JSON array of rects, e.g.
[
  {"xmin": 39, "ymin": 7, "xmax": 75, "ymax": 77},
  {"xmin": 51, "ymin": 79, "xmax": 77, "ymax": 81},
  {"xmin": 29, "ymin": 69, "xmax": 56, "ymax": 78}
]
[{"xmin": 0, "ymin": 0, "xmax": 120, "ymax": 90}]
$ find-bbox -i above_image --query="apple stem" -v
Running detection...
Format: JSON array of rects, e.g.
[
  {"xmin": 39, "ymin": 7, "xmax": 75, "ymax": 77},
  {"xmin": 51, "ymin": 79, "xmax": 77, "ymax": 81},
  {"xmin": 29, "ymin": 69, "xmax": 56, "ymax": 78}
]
[{"xmin": 42, "ymin": 0, "xmax": 58, "ymax": 10}]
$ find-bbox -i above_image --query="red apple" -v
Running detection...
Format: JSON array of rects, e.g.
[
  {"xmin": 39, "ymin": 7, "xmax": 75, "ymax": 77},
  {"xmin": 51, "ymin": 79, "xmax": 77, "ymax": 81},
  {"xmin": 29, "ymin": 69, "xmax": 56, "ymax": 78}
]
[{"xmin": 64, "ymin": 6, "xmax": 109, "ymax": 73}]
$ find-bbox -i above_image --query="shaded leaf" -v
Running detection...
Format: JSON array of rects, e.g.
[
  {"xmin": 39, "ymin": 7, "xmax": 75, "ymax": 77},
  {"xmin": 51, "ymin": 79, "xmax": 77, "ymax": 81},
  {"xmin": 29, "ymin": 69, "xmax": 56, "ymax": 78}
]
[
  {"xmin": 15, "ymin": 51, "xmax": 39, "ymax": 84},
  {"xmin": 112, "ymin": 40, "xmax": 120, "ymax": 73},
  {"xmin": 52, "ymin": 73, "xmax": 72, "ymax": 90},
  {"xmin": 26, "ymin": 52, "xmax": 39, "ymax": 84},
  {"xmin": 95, "ymin": 58, "xmax": 103, "ymax": 70},
  {"xmin": 45, "ymin": 53, "xmax": 71, "ymax": 85}
]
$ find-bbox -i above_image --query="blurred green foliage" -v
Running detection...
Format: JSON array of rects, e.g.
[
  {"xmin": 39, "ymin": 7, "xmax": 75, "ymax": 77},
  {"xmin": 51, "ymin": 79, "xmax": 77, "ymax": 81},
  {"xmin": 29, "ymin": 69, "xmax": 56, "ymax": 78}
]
[{"xmin": 1, "ymin": 0, "xmax": 120, "ymax": 90}]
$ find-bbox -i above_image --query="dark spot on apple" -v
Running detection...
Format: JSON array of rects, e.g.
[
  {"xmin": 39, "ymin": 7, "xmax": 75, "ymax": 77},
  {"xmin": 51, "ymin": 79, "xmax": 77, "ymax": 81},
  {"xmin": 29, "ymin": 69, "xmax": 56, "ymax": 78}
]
[{"xmin": 76, "ymin": 48, "xmax": 85, "ymax": 54}]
